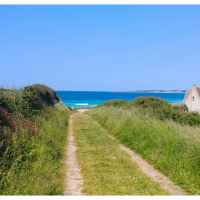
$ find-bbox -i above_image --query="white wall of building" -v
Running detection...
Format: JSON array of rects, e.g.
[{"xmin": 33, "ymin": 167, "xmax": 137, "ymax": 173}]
[{"xmin": 184, "ymin": 85, "xmax": 200, "ymax": 113}]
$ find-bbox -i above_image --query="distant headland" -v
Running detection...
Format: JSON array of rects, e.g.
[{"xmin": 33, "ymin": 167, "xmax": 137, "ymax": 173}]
[{"xmin": 115, "ymin": 90, "xmax": 186, "ymax": 93}]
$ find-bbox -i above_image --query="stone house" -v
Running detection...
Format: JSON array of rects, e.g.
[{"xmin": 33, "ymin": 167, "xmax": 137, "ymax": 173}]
[{"xmin": 183, "ymin": 85, "xmax": 200, "ymax": 113}]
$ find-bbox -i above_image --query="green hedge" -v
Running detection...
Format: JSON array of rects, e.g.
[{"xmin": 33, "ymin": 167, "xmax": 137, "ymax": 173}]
[
  {"xmin": 98, "ymin": 99, "xmax": 128, "ymax": 108},
  {"xmin": 0, "ymin": 84, "xmax": 71, "ymax": 194},
  {"xmin": 101, "ymin": 97, "xmax": 200, "ymax": 126}
]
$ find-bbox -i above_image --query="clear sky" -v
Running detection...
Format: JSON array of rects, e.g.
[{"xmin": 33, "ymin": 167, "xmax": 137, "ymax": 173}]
[{"xmin": 0, "ymin": 5, "xmax": 200, "ymax": 91}]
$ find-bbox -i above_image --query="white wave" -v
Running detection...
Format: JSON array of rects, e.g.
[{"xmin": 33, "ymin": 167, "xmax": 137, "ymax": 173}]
[
  {"xmin": 75, "ymin": 103, "xmax": 89, "ymax": 105},
  {"xmin": 93, "ymin": 105, "xmax": 97, "ymax": 107}
]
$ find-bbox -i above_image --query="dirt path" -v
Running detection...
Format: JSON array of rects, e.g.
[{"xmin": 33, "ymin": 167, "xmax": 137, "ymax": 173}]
[
  {"xmin": 77, "ymin": 109, "xmax": 89, "ymax": 114},
  {"xmin": 64, "ymin": 114, "xmax": 84, "ymax": 196},
  {"xmin": 94, "ymin": 122, "xmax": 186, "ymax": 195},
  {"xmin": 65, "ymin": 110, "xmax": 186, "ymax": 195},
  {"xmin": 118, "ymin": 144, "xmax": 185, "ymax": 195}
]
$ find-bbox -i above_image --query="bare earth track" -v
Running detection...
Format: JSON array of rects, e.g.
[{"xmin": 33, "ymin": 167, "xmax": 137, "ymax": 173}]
[
  {"xmin": 118, "ymin": 144, "xmax": 185, "ymax": 195},
  {"xmin": 64, "ymin": 113, "xmax": 84, "ymax": 196}
]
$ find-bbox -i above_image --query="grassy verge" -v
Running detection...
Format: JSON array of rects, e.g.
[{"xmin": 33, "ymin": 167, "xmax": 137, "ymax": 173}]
[
  {"xmin": 0, "ymin": 105, "xmax": 71, "ymax": 195},
  {"xmin": 73, "ymin": 113, "xmax": 168, "ymax": 195},
  {"xmin": 86, "ymin": 107, "xmax": 200, "ymax": 195}
]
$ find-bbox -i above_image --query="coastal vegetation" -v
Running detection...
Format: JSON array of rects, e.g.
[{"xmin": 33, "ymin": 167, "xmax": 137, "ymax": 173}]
[
  {"xmin": 86, "ymin": 98, "xmax": 200, "ymax": 195},
  {"xmin": 0, "ymin": 84, "xmax": 72, "ymax": 195},
  {"xmin": 171, "ymin": 103, "xmax": 189, "ymax": 112},
  {"xmin": 72, "ymin": 113, "xmax": 168, "ymax": 195},
  {"xmin": 1, "ymin": 86, "xmax": 200, "ymax": 195},
  {"xmin": 98, "ymin": 97, "xmax": 200, "ymax": 126},
  {"xmin": 98, "ymin": 99, "xmax": 128, "ymax": 108}
]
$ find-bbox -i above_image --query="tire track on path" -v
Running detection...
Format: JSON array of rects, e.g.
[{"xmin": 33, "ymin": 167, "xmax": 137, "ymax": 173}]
[
  {"xmin": 64, "ymin": 113, "xmax": 84, "ymax": 196},
  {"xmin": 93, "ymin": 121, "xmax": 186, "ymax": 195}
]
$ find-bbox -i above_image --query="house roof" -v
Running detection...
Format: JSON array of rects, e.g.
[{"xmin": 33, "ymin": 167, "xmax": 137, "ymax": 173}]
[
  {"xmin": 184, "ymin": 86, "xmax": 200, "ymax": 102},
  {"xmin": 184, "ymin": 90, "xmax": 191, "ymax": 102},
  {"xmin": 196, "ymin": 86, "xmax": 200, "ymax": 96}
]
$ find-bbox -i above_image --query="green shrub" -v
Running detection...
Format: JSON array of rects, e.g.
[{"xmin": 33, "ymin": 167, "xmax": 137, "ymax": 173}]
[
  {"xmin": 0, "ymin": 88, "xmax": 22, "ymax": 114},
  {"xmin": 0, "ymin": 84, "xmax": 71, "ymax": 194},
  {"xmin": 99, "ymin": 99, "xmax": 128, "ymax": 108},
  {"xmin": 0, "ymin": 84, "xmax": 60, "ymax": 119},
  {"xmin": 122, "ymin": 96, "xmax": 171, "ymax": 109},
  {"xmin": 171, "ymin": 103, "xmax": 188, "ymax": 112},
  {"xmin": 22, "ymin": 84, "xmax": 59, "ymax": 111},
  {"xmin": 0, "ymin": 106, "xmax": 71, "ymax": 195},
  {"xmin": 99, "ymin": 97, "xmax": 200, "ymax": 126},
  {"xmin": 0, "ymin": 107, "xmax": 16, "ymax": 129}
]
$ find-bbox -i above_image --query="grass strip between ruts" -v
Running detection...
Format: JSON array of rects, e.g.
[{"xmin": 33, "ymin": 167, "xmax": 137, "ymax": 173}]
[{"xmin": 72, "ymin": 113, "xmax": 169, "ymax": 195}]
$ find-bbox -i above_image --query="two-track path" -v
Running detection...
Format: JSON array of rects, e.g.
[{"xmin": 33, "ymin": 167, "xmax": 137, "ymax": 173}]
[{"xmin": 64, "ymin": 109, "xmax": 185, "ymax": 196}]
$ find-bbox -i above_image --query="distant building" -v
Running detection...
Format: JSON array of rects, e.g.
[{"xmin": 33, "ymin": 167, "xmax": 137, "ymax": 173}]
[{"xmin": 183, "ymin": 85, "xmax": 200, "ymax": 113}]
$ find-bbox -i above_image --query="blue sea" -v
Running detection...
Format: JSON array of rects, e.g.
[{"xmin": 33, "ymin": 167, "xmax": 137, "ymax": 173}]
[{"xmin": 56, "ymin": 91, "xmax": 185, "ymax": 109}]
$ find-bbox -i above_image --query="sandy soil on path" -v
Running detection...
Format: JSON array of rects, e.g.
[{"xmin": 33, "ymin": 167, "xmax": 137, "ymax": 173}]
[
  {"xmin": 64, "ymin": 114, "xmax": 84, "ymax": 196},
  {"xmin": 77, "ymin": 109, "xmax": 89, "ymax": 114},
  {"xmin": 93, "ymin": 121, "xmax": 186, "ymax": 195},
  {"xmin": 118, "ymin": 144, "xmax": 185, "ymax": 195}
]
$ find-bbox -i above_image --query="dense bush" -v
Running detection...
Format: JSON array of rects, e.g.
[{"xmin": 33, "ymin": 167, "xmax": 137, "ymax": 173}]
[
  {"xmin": 100, "ymin": 97, "xmax": 200, "ymax": 126},
  {"xmin": 122, "ymin": 96, "xmax": 170, "ymax": 109},
  {"xmin": 0, "ymin": 88, "xmax": 21, "ymax": 114},
  {"xmin": 0, "ymin": 84, "xmax": 70, "ymax": 194},
  {"xmin": 0, "ymin": 113, "xmax": 38, "ymax": 162},
  {"xmin": 122, "ymin": 97, "xmax": 177, "ymax": 121},
  {"xmin": 98, "ymin": 99, "xmax": 128, "ymax": 108},
  {"xmin": 0, "ymin": 107, "xmax": 39, "ymax": 190},
  {"xmin": 0, "ymin": 84, "xmax": 60, "ymax": 118},
  {"xmin": 171, "ymin": 103, "xmax": 188, "ymax": 112},
  {"xmin": 22, "ymin": 84, "xmax": 60, "ymax": 111},
  {"xmin": 0, "ymin": 106, "xmax": 16, "ymax": 129}
]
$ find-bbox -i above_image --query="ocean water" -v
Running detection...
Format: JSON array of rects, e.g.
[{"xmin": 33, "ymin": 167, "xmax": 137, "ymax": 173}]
[{"xmin": 56, "ymin": 91, "xmax": 185, "ymax": 109}]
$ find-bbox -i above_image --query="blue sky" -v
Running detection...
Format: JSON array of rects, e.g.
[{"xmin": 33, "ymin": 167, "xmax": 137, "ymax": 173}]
[{"xmin": 0, "ymin": 5, "xmax": 200, "ymax": 91}]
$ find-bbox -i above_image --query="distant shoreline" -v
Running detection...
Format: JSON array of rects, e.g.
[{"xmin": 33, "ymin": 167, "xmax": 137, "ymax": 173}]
[{"xmin": 115, "ymin": 91, "xmax": 186, "ymax": 93}]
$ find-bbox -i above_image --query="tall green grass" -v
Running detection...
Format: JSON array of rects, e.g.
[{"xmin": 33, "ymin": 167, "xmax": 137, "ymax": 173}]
[
  {"xmin": 86, "ymin": 107, "xmax": 200, "ymax": 195},
  {"xmin": 0, "ymin": 85, "xmax": 72, "ymax": 195},
  {"xmin": 0, "ymin": 105, "xmax": 71, "ymax": 195},
  {"xmin": 100, "ymin": 97, "xmax": 200, "ymax": 126}
]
